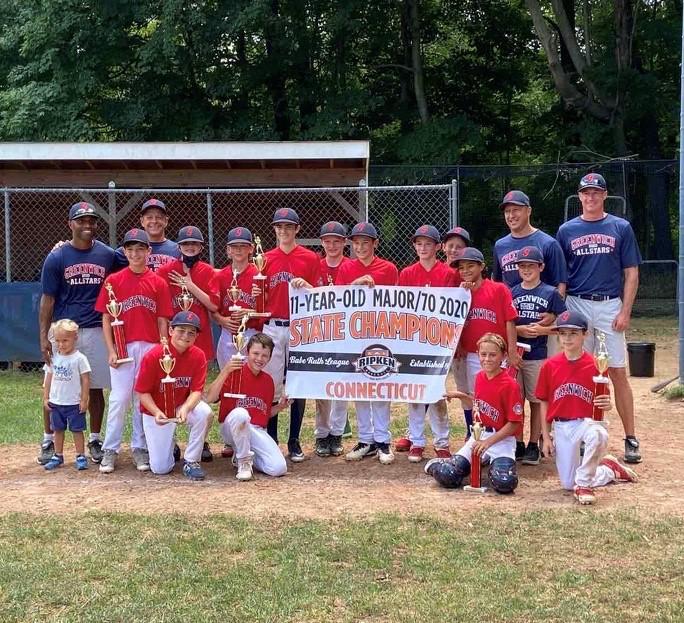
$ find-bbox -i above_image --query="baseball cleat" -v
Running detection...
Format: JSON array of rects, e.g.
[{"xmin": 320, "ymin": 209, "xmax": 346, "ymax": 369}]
[
  {"xmin": 87, "ymin": 439, "xmax": 104, "ymax": 463},
  {"xmin": 574, "ymin": 486, "xmax": 596, "ymax": 505},
  {"xmin": 515, "ymin": 441, "xmax": 526, "ymax": 461},
  {"xmin": 221, "ymin": 444, "xmax": 234, "ymax": 459},
  {"xmin": 601, "ymin": 454, "xmax": 638, "ymax": 483},
  {"xmin": 394, "ymin": 437, "xmax": 411, "ymax": 452},
  {"xmin": 345, "ymin": 442, "xmax": 377, "ymax": 461},
  {"xmin": 624, "ymin": 437, "xmax": 642, "ymax": 464},
  {"xmin": 201, "ymin": 442, "xmax": 214, "ymax": 463},
  {"xmin": 99, "ymin": 449, "xmax": 117, "ymax": 473},
  {"xmin": 522, "ymin": 443, "xmax": 541, "ymax": 465},
  {"xmin": 328, "ymin": 435, "xmax": 344, "ymax": 456},
  {"xmin": 236, "ymin": 457, "xmax": 254, "ymax": 481},
  {"xmin": 37, "ymin": 440, "xmax": 55, "ymax": 465},
  {"xmin": 408, "ymin": 446, "xmax": 424, "ymax": 463},
  {"xmin": 288, "ymin": 439, "xmax": 305, "ymax": 463},
  {"xmin": 44, "ymin": 454, "xmax": 64, "ymax": 471},
  {"xmin": 183, "ymin": 461, "xmax": 205, "ymax": 481},
  {"xmin": 315, "ymin": 436, "xmax": 331, "ymax": 457},
  {"xmin": 173, "ymin": 443, "xmax": 181, "ymax": 462},
  {"xmin": 75, "ymin": 455, "xmax": 89, "ymax": 470},
  {"xmin": 434, "ymin": 447, "xmax": 451, "ymax": 459},
  {"xmin": 424, "ymin": 457, "xmax": 444, "ymax": 476},
  {"xmin": 377, "ymin": 443, "xmax": 395, "ymax": 465},
  {"xmin": 132, "ymin": 448, "xmax": 150, "ymax": 472}
]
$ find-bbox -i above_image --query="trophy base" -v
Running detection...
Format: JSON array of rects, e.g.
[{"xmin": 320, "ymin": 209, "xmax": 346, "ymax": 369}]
[
  {"xmin": 116, "ymin": 357, "xmax": 133, "ymax": 364},
  {"xmin": 464, "ymin": 485, "xmax": 488, "ymax": 494},
  {"xmin": 250, "ymin": 312, "xmax": 272, "ymax": 318},
  {"xmin": 223, "ymin": 392, "xmax": 247, "ymax": 399}
]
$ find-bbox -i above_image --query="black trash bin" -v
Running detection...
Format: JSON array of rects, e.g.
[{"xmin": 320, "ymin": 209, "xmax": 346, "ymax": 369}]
[{"xmin": 626, "ymin": 342, "xmax": 655, "ymax": 377}]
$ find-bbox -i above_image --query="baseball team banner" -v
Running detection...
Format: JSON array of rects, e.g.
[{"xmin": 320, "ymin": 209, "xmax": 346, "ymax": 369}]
[{"xmin": 286, "ymin": 285, "xmax": 471, "ymax": 403}]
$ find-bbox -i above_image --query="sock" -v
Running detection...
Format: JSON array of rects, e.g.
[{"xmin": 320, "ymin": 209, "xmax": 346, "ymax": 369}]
[
  {"xmin": 463, "ymin": 409, "xmax": 473, "ymax": 436},
  {"xmin": 527, "ymin": 441, "xmax": 538, "ymax": 449},
  {"xmin": 43, "ymin": 433, "xmax": 54, "ymax": 442},
  {"xmin": 89, "ymin": 432, "xmax": 101, "ymax": 442}
]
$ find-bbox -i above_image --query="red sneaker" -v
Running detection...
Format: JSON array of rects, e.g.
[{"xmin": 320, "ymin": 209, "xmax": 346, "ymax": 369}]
[
  {"xmin": 221, "ymin": 444, "xmax": 234, "ymax": 459},
  {"xmin": 574, "ymin": 486, "xmax": 595, "ymax": 505},
  {"xmin": 394, "ymin": 437, "xmax": 411, "ymax": 452},
  {"xmin": 434, "ymin": 448, "xmax": 451, "ymax": 459},
  {"xmin": 408, "ymin": 446, "xmax": 425, "ymax": 463},
  {"xmin": 601, "ymin": 454, "xmax": 638, "ymax": 483}
]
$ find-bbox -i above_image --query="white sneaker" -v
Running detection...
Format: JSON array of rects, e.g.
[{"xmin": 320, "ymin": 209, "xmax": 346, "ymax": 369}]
[
  {"xmin": 132, "ymin": 448, "xmax": 150, "ymax": 472},
  {"xmin": 236, "ymin": 457, "xmax": 254, "ymax": 481},
  {"xmin": 99, "ymin": 449, "xmax": 117, "ymax": 474},
  {"xmin": 377, "ymin": 443, "xmax": 395, "ymax": 465}
]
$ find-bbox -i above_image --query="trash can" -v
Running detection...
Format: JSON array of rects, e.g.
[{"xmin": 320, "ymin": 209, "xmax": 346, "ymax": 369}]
[{"xmin": 626, "ymin": 342, "xmax": 655, "ymax": 377}]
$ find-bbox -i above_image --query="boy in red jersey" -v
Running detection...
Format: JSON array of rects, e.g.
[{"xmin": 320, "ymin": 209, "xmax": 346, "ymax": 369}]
[
  {"xmin": 394, "ymin": 225, "xmax": 458, "ymax": 462},
  {"xmin": 314, "ymin": 221, "xmax": 351, "ymax": 458},
  {"xmin": 451, "ymin": 247, "xmax": 520, "ymax": 436},
  {"xmin": 536, "ymin": 311, "xmax": 637, "ymax": 505},
  {"xmin": 206, "ymin": 333, "xmax": 290, "ymax": 481},
  {"xmin": 337, "ymin": 222, "xmax": 399, "ymax": 465},
  {"xmin": 425, "ymin": 333, "xmax": 521, "ymax": 493},
  {"xmin": 94, "ymin": 229, "xmax": 173, "ymax": 474},
  {"xmin": 253, "ymin": 208, "xmax": 322, "ymax": 462},
  {"xmin": 134, "ymin": 312, "xmax": 212, "ymax": 481}
]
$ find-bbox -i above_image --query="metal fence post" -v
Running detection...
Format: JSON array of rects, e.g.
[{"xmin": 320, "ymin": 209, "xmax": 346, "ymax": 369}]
[
  {"xmin": 449, "ymin": 178, "xmax": 458, "ymax": 228},
  {"xmin": 206, "ymin": 191, "xmax": 215, "ymax": 266},
  {"xmin": 4, "ymin": 190, "xmax": 11, "ymax": 282},
  {"xmin": 358, "ymin": 179, "xmax": 368, "ymax": 222},
  {"xmin": 107, "ymin": 187, "xmax": 117, "ymax": 248}
]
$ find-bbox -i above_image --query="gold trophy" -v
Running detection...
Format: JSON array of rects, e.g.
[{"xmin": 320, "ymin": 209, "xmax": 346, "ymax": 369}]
[
  {"xmin": 105, "ymin": 283, "xmax": 133, "ymax": 364},
  {"xmin": 159, "ymin": 337, "xmax": 178, "ymax": 422},
  {"xmin": 223, "ymin": 315, "xmax": 249, "ymax": 399},
  {"xmin": 179, "ymin": 282, "xmax": 194, "ymax": 312},
  {"xmin": 251, "ymin": 236, "xmax": 271, "ymax": 318},
  {"xmin": 228, "ymin": 273, "xmax": 243, "ymax": 314},
  {"xmin": 592, "ymin": 330, "xmax": 610, "ymax": 421},
  {"xmin": 464, "ymin": 403, "xmax": 488, "ymax": 493}
]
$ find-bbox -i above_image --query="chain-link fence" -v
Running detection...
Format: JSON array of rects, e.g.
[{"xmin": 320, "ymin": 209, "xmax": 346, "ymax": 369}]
[{"xmin": 1, "ymin": 184, "xmax": 456, "ymax": 282}]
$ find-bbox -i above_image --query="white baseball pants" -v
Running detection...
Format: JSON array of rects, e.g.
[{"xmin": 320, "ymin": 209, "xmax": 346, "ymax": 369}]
[
  {"xmin": 103, "ymin": 340, "xmax": 154, "ymax": 453},
  {"xmin": 408, "ymin": 399, "xmax": 450, "ymax": 449},
  {"xmin": 315, "ymin": 399, "xmax": 349, "ymax": 438},
  {"xmin": 354, "ymin": 401, "xmax": 391, "ymax": 445},
  {"xmin": 221, "ymin": 407, "xmax": 287, "ymax": 477},
  {"xmin": 216, "ymin": 327, "xmax": 258, "ymax": 369},
  {"xmin": 455, "ymin": 430, "xmax": 516, "ymax": 464},
  {"xmin": 262, "ymin": 322, "xmax": 289, "ymax": 400},
  {"xmin": 552, "ymin": 418, "xmax": 616, "ymax": 489},
  {"xmin": 142, "ymin": 401, "xmax": 212, "ymax": 474}
]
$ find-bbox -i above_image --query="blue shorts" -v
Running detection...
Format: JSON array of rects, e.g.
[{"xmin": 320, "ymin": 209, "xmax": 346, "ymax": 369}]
[{"xmin": 49, "ymin": 403, "xmax": 86, "ymax": 433}]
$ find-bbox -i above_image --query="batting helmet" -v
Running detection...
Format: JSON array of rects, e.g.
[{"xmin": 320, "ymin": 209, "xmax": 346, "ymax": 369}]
[
  {"xmin": 427, "ymin": 455, "xmax": 470, "ymax": 489},
  {"xmin": 487, "ymin": 457, "xmax": 518, "ymax": 494}
]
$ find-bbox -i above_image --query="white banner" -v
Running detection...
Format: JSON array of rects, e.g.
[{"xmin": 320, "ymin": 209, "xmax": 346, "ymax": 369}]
[{"xmin": 286, "ymin": 285, "xmax": 471, "ymax": 403}]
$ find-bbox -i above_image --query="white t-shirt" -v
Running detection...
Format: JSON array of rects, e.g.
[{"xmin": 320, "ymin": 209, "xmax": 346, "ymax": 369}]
[{"xmin": 48, "ymin": 350, "xmax": 91, "ymax": 406}]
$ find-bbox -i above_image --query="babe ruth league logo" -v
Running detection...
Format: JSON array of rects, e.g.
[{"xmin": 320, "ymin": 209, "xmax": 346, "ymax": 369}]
[
  {"xmin": 558, "ymin": 311, "xmax": 571, "ymax": 322},
  {"xmin": 354, "ymin": 344, "xmax": 401, "ymax": 379}
]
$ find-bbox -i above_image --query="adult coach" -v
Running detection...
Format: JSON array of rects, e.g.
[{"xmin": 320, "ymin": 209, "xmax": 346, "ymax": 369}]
[
  {"xmin": 39, "ymin": 202, "xmax": 116, "ymax": 464},
  {"xmin": 556, "ymin": 173, "xmax": 642, "ymax": 464},
  {"xmin": 493, "ymin": 190, "xmax": 567, "ymax": 294}
]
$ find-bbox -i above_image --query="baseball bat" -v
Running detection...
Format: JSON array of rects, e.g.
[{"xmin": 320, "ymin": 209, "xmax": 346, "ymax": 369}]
[{"xmin": 650, "ymin": 375, "xmax": 678, "ymax": 393}]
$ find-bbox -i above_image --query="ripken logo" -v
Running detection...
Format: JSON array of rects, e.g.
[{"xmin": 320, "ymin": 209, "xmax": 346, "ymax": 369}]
[{"xmin": 353, "ymin": 344, "xmax": 401, "ymax": 380}]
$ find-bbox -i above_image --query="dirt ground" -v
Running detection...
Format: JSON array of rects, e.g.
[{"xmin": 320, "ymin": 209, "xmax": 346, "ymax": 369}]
[{"xmin": 2, "ymin": 331, "xmax": 683, "ymax": 519}]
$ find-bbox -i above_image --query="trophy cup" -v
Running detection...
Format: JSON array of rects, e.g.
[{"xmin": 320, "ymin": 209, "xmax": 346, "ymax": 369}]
[
  {"xmin": 464, "ymin": 404, "xmax": 488, "ymax": 493},
  {"xmin": 105, "ymin": 283, "xmax": 133, "ymax": 364},
  {"xmin": 179, "ymin": 282, "xmax": 194, "ymax": 312},
  {"xmin": 251, "ymin": 236, "xmax": 271, "ymax": 318},
  {"xmin": 228, "ymin": 274, "xmax": 243, "ymax": 314},
  {"xmin": 223, "ymin": 315, "xmax": 249, "ymax": 399},
  {"xmin": 592, "ymin": 330, "xmax": 610, "ymax": 421},
  {"xmin": 159, "ymin": 337, "xmax": 178, "ymax": 422},
  {"xmin": 507, "ymin": 342, "xmax": 531, "ymax": 379}
]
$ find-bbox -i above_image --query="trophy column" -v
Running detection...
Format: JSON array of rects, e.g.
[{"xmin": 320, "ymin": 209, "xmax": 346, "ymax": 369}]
[
  {"xmin": 592, "ymin": 330, "xmax": 610, "ymax": 421},
  {"xmin": 464, "ymin": 405, "xmax": 488, "ymax": 493},
  {"xmin": 159, "ymin": 338, "xmax": 178, "ymax": 421},
  {"xmin": 105, "ymin": 284, "xmax": 133, "ymax": 364}
]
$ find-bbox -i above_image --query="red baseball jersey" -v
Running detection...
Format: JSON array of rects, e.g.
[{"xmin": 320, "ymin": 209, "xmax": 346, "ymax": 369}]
[
  {"xmin": 535, "ymin": 352, "xmax": 601, "ymax": 422},
  {"xmin": 320, "ymin": 256, "xmax": 351, "ymax": 286},
  {"xmin": 134, "ymin": 342, "xmax": 207, "ymax": 415},
  {"xmin": 336, "ymin": 256, "xmax": 399, "ymax": 286},
  {"xmin": 264, "ymin": 246, "xmax": 323, "ymax": 319},
  {"xmin": 459, "ymin": 279, "xmax": 517, "ymax": 353},
  {"xmin": 399, "ymin": 260, "xmax": 459, "ymax": 287},
  {"xmin": 473, "ymin": 369, "xmax": 524, "ymax": 431},
  {"xmin": 212, "ymin": 263, "xmax": 262, "ymax": 330},
  {"xmin": 95, "ymin": 268, "xmax": 173, "ymax": 344},
  {"xmin": 218, "ymin": 363, "xmax": 274, "ymax": 428},
  {"xmin": 156, "ymin": 259, "xmax": 219, "ymax": 361}
]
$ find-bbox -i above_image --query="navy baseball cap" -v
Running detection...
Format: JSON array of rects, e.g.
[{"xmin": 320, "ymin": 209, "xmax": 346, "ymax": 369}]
[
  {"xmin": 122, "ymin": 228, "xmax": 150, "ymax": 247},
  {"xmin": 412, "ymin": 224, "xmax": 441, "ymax": 243},
  {"xmin": 272, "ymin": 208, "xmax": 300, "ymax": 225},
  {"xmin": 349, "ymin": 222, "xmax": 379, "ymax": 239},
  {"xmin": 69, "ymin": 202, "xmax": 98, "ymax": 221},
  {"xmin": 320, "ymin": 221, "xmax": 347, "ymax": 238},
  {"xmin": 140, "ymin": 198, "xmax": 167, "ymax": 214},
  {"xmin": 170, "ymin": 310, "xmax": 202, "ymax": 331},
  {"xmin": 177, "ymin": 226, "xmax": 204, "ymax": 244},
  {"xmin": 227, "ymin": 226, "xmax": 253, "ymax": 245},
  {"xmin": 451, "ymin": 247, "xmax": 485, "ymax": 266},
  {"xmin": 517, "ymin": 246, "xmax": 544, "ymax": 264},
  {"xmin": 578, "ymin": 173, "xmax": 607, "ymax": 192},
  {"xmin": 442, "ymin": 226, "xmax": 471, "ymax": 244},
  {"xmin": 500, "ymin": 190, "xmax": 531, "ymax": 209},
  {"xmin": 553, "ymin": 310, "xmax": 588, "ymax": 331}
]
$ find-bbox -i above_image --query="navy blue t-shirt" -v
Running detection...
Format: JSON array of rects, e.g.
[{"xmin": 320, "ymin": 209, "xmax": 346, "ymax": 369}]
[
  {"xmin": 556, "ymin": 214, "xmax": 642, "ymax": 298},
  {"xmin": 493, "ymin": 229, "xmax": 567, "ymax": 288},
  {"xmin": 511, "ymin": 281, "xmax": 566, "ymax": 360},
  {"xmin": 115, "ymin": 238, "xmax": 181, "ymax": 272},
  {"xmin": 41, "ymin": 241, "xmax": 116, "ymax": 328}
]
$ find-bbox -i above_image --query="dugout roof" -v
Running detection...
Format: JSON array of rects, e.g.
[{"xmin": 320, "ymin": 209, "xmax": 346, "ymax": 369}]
[{"xmin": 0, "ymin": 141, "xmax": 370, "ymax": 188}]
